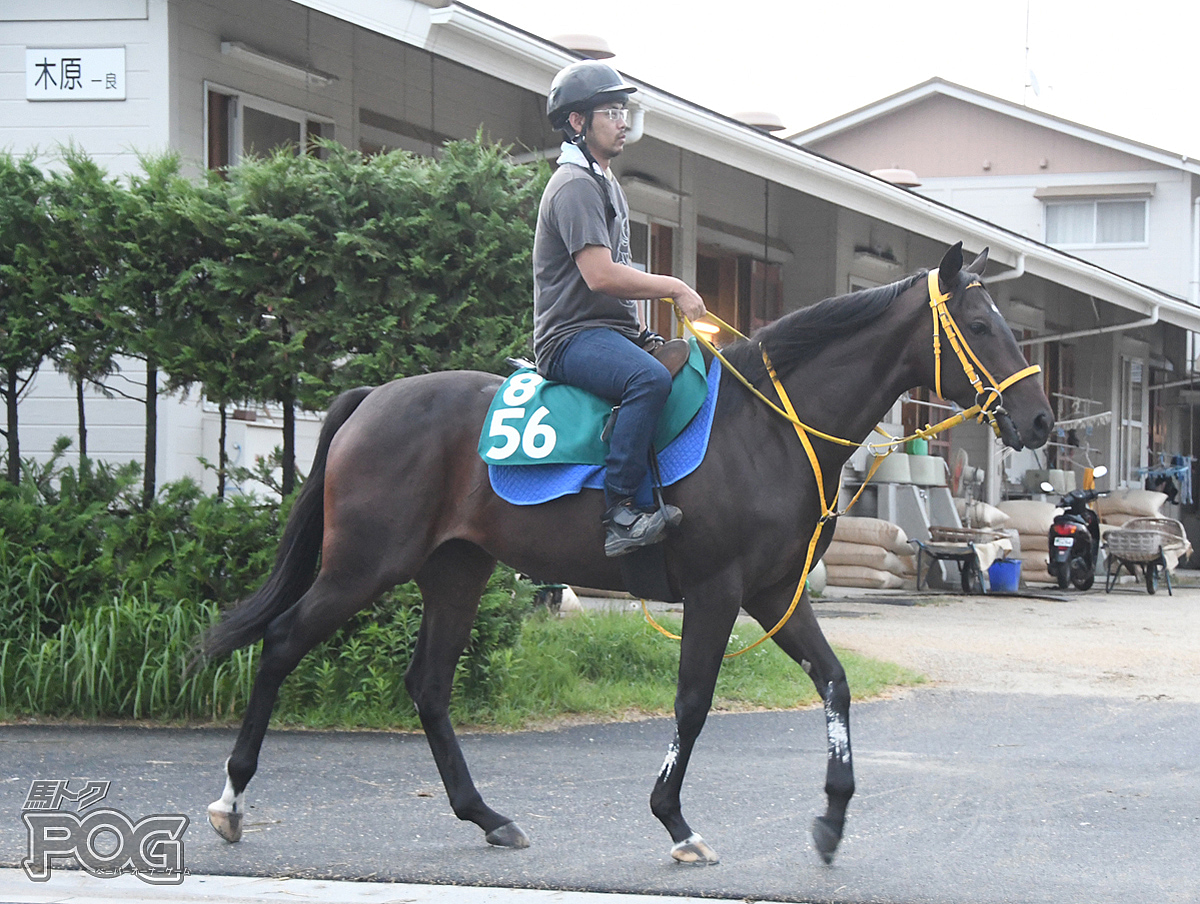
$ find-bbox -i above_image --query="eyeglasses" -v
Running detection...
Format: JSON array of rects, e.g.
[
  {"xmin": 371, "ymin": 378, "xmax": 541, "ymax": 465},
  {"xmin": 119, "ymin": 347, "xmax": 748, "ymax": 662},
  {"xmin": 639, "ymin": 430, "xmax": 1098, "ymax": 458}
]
[{"xmin": 594, "ymin": 107, "xmax": 631, "ymax": 124}]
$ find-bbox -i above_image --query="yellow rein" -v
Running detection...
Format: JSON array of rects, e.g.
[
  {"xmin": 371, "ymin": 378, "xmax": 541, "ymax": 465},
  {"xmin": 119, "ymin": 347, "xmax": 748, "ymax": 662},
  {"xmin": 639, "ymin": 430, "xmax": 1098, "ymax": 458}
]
[{"xmin": 643, "ymin": 270, "xmax": 1041, "ymax": 658}]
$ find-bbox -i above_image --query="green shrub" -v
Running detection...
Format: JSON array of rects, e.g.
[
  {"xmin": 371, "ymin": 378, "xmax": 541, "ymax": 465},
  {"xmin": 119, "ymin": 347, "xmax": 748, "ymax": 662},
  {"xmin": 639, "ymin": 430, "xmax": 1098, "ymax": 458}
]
[{"xmin": 0, "ymin": 452, "xmax": 533, "ymax": 725}]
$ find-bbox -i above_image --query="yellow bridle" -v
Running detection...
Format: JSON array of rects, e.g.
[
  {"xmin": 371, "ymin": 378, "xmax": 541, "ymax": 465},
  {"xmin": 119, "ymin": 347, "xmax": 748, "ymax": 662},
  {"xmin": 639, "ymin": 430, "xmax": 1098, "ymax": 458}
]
[
  {"xmin": 926, "ymin": 270, "xmax": 1042, "ymax": 436},
  {"xmin": 644, "ymin": 269, "xmax": 1042, "ymax": 657}
]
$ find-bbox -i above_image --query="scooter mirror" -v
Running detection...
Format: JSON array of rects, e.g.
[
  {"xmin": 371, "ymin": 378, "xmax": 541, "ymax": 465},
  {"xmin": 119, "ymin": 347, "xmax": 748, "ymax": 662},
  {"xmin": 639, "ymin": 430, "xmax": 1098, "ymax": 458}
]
[
  {"xmin": 1040, "ymin": 481, "xmax": 1055, "ymax": 493},
  {"xmin": 1092, "ymin": 465, "xmax": 1108, "ymax": 479}
]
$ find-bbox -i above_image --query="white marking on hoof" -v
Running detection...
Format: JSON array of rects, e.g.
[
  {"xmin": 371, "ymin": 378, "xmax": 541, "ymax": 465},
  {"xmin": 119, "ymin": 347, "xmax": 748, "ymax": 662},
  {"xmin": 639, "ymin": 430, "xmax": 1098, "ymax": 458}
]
[
  {"xmin": 208, "ymin": 769, "xmax": 245, "ymax": 843},
  {"xmin": 671, "ymin": 833, "xmax": 719, "ymax": 864}
]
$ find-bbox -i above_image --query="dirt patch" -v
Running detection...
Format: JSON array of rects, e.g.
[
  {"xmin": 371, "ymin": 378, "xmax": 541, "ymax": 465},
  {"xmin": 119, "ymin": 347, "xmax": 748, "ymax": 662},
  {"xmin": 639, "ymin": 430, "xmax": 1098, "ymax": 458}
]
[{"xmin": 813, "ymin": 582, "xmax": 1200, "ymax": 701}]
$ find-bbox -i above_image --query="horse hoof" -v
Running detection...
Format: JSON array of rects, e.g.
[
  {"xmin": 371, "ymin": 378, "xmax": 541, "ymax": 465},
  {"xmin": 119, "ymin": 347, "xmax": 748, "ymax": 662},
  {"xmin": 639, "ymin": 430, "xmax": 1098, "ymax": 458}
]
[
  {"xmin": 812, "ymin": 815, "xmax": 843, "ymax": 864},
  {"xmin": 485, "ymin": 821, "xmax": 530, "ymax": 849},
  {"xmin": 671, "ymin": 833, "xmax": 719, "ymax": 865},
  {"xmin": 208, "ymin": 803, "xmax": 243, "ymax": 843}
]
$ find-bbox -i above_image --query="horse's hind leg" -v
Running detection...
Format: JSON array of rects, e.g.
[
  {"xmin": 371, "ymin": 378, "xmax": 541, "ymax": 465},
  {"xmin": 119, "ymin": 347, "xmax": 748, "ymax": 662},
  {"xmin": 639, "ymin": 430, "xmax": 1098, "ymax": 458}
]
[
  {"xmin": 406, "ymin": 540, "xmax": 529, "ymax": 848},
  {"xmin": 744, "ymin": 580, "xmax": 854, "ymax": 864},
  {"xmin": 208, "ymin": 574, "xmax": 384, "ymax": 842}
]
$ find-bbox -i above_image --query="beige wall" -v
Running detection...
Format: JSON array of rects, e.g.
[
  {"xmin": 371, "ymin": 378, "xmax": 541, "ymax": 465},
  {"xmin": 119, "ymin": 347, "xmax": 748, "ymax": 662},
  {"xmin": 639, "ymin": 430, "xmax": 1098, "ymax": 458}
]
[{"xmin": 805, "ymin": 95, "xmax": 1170, "ymax": 179}]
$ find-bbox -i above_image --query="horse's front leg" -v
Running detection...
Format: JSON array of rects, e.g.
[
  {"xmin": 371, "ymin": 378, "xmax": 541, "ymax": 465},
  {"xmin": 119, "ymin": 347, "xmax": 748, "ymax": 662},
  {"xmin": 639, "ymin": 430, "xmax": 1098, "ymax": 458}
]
[
  {"xmin": 744, "ymin": 578, "xmax": 854, "ymax": 863},
  {"xmin": 649, "ymin": 578, "xmax": 741, "ymax": 865}
]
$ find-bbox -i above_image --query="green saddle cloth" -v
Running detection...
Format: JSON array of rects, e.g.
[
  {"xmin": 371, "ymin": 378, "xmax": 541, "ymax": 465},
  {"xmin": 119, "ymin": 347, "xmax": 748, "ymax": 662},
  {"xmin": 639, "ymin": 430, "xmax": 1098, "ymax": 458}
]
[{"xmin": 479, "ymin": 337, "xmax": 708, "ymax": 467}]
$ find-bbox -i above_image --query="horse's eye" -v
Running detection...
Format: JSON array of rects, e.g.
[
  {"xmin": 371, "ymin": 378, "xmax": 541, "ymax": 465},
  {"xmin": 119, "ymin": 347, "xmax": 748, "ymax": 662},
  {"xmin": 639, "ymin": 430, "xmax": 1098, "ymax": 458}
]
[{"xmin": 968, "ymin": 321, "xmax": 990, "ymax": 337}]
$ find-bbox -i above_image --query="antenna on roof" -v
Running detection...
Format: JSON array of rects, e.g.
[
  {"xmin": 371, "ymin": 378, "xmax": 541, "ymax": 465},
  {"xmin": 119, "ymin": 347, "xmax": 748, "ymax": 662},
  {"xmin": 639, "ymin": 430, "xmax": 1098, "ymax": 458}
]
[{"xmin": 1023, "ymin": 0, "xmax": 1031, "ymax": 105}]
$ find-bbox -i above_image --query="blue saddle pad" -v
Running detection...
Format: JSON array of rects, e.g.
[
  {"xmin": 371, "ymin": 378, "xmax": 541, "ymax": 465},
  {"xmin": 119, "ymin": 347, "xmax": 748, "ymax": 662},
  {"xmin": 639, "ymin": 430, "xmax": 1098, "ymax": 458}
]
[{"xmin": 488, "ymin": 356, "xmax": 722, "ymax": 505}]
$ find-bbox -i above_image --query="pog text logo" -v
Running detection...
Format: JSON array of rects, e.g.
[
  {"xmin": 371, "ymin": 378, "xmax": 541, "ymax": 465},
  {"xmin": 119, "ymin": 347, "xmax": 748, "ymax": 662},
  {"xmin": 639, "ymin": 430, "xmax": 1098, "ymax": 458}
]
[{"xmin": 21, "ymin": 779, "xmax": 190, "ymax": 885}]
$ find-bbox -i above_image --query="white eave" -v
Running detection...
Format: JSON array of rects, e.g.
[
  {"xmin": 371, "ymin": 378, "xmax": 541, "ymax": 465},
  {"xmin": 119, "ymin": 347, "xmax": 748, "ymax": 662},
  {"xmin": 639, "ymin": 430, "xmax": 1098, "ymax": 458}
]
[{"xmin": 287, "ymin": 3, "xmax": 1200, "ymax": 334}]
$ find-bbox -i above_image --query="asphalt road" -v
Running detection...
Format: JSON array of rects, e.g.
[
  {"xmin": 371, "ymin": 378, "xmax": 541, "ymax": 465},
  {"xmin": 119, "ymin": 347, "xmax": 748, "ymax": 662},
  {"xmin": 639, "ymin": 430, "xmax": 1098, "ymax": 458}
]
[
  {"xmin": 1, "ymin": 685, "xmax": 1197, "ymax": 903},
  {"xmin": 4, "ymin": 587, "xmax": 1200, "ymax": 903}
]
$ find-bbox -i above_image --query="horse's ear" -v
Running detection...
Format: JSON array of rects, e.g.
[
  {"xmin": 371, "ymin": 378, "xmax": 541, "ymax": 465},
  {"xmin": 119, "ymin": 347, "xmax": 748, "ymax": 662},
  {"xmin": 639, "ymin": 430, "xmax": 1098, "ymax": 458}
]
[
  {"xmin": 966, "ymin": 247, "xmax": 989, "ymax": 276},
  {"xmin": 937, "ymin": 242, "xmax": 964, "ymax": 293}
]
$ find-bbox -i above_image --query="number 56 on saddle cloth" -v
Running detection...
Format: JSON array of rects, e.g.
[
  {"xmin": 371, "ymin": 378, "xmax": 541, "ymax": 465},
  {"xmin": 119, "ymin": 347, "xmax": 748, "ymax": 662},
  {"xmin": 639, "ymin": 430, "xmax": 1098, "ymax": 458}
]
[{"xmin": 478, "ymin": 338, "xmax": 721, "ymax": 506}]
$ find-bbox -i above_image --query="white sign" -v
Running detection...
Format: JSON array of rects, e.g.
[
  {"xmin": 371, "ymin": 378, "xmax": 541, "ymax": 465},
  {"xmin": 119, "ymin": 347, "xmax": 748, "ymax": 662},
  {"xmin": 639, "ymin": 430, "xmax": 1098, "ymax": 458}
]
[{"xmin": 26, "ymin": 48, "xmax": 126, "ymax": 101}]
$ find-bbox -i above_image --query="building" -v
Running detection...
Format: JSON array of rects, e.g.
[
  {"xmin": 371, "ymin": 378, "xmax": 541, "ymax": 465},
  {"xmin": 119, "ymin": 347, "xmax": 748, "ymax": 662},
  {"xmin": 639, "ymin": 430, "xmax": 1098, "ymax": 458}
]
[
  {"xmin": 792, "ymin": 78, "xmax": 1200, "ymax": 516},
  {"xmin": 6, "ymin": 4, "xmax": 1200, "ymax": 544}
]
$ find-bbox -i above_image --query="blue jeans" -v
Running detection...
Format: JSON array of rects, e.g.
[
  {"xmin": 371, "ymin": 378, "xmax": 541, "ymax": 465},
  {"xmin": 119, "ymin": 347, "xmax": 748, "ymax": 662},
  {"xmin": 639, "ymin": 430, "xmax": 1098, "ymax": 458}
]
[{"xmin": 546, "ymin": 328, "xmax": 672, "ymax": 504}]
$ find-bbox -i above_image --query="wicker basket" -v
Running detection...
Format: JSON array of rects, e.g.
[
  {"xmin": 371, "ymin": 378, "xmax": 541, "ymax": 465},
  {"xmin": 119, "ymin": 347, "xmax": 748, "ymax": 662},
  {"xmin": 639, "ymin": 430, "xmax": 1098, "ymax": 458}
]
[{"xmin": 1104, "ymin": 529, "xmax": 1163, "ymax": 563}]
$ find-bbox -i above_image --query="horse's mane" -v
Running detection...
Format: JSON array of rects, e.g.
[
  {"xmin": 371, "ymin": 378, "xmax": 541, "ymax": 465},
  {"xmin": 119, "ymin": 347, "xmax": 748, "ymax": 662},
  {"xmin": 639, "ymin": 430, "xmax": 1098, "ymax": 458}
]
[{"xmin": 719, "ymin": 270, "xmax": 928, "ymax": 382}]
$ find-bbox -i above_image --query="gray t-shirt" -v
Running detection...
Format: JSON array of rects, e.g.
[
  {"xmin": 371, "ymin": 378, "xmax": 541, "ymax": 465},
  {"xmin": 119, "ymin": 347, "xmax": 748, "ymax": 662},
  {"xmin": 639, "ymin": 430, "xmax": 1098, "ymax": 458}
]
[{"xmin": 532, "ymin": 162, "xmax": 641, "ymax": 371}]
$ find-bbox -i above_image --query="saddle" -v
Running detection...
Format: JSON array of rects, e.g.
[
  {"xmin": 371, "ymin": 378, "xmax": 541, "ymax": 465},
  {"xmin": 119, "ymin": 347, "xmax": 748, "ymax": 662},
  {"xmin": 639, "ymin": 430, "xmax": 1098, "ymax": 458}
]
[
  {"xmin": 480, "ymin": 338, "xmax": 709, "ymax": 469},
  {"xmin": 484, "ymin": 339, "xmax": 720, "ymax": 604}
]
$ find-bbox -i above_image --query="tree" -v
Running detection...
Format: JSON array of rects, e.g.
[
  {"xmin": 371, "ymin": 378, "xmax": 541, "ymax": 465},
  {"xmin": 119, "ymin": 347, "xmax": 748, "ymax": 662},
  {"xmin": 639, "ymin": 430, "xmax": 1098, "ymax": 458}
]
[
  {"xmin": 184, "ymin": 148, "xmax": 341, "ymax": 496},
  {"xmin": 42, "ymin": 148, "xmax": 124, "ymax": 462},
  {"xmin": 322, "ymin": 137, "xmax": 546, "ymax": 392},
  {"xmin": 0, "ymin": 154, "xmax": 53, "ymax": 484},
  {"xmin": 106, "ymin": 154, "xmax": 209, "ymax": 505}
]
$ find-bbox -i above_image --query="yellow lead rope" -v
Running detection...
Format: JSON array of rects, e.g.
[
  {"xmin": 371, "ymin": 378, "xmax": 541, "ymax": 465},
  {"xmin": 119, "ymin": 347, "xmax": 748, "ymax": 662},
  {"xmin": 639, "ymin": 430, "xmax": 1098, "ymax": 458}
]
[{"xmin": 643, "ymin": 276, "xmax": 1041, "ymax": 657}]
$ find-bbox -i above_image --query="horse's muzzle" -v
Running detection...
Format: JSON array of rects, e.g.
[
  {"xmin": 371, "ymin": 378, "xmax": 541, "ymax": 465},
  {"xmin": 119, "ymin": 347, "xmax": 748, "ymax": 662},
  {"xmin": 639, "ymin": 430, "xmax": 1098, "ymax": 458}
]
[{"xmin": 994, "ymin": 408, "xmax": 1025, "ymax": 451}]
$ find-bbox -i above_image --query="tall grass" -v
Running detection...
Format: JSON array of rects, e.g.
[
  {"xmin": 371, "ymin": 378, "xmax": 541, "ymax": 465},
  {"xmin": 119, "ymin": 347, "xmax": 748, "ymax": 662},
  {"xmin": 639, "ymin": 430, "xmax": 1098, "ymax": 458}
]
[
  {"xmin": 0, "ymin": 579, "xmax": 922, "ymax": 730},
  {"xmin": 0, "ymin": 455, "xmax": 921, "ymax": 730}
]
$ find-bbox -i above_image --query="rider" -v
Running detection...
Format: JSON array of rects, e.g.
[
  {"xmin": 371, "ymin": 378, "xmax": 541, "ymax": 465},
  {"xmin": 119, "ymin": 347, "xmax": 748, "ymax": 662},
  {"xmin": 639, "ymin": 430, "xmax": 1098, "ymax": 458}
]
[{"xmin": 533, "ymin": 59, "xmax": 707, "ymax": 557}]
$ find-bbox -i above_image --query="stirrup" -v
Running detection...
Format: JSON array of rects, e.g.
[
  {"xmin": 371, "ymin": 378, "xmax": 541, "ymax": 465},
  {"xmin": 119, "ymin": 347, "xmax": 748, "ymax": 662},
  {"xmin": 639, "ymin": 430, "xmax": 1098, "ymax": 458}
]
[{"xmin": 603, "ymin": 498, "xmax": 670, "ymax": 557}]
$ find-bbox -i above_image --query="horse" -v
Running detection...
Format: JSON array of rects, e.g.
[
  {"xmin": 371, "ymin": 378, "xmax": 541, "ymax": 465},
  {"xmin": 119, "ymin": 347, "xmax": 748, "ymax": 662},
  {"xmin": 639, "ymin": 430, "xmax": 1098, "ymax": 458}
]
[{"xmin": 201, "ymin": 241, "xmax": 1053, "ymax": 865}]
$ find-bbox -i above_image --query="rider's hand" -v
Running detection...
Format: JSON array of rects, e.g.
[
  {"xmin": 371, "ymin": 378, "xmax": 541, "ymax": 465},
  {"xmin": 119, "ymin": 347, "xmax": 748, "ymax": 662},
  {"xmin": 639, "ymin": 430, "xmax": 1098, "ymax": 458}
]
[{"xmin": 673, "ymin": 285, "xmax": 706, "ymax": 322}]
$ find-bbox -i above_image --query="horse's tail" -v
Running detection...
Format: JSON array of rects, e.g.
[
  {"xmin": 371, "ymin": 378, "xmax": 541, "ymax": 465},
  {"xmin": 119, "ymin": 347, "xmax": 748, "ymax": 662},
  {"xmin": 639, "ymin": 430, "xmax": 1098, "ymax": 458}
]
[{"xmin": 201, "ymin": 386, "xmax": 375, "ymax": 660}]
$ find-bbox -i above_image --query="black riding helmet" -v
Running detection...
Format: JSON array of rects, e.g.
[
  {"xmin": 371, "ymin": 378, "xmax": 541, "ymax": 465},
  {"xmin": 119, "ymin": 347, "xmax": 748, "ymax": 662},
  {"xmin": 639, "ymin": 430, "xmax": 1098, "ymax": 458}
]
[{"xmin": 546, "ymin": 60, "xmax": 637, "ymax": 132}]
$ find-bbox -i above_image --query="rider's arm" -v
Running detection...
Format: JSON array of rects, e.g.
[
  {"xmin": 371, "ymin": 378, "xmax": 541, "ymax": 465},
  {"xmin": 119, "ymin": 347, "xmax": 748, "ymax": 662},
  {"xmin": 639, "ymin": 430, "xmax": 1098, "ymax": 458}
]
[{"xmin": 574, "ymin": 245, "xmax": 707, "ymax": 321}]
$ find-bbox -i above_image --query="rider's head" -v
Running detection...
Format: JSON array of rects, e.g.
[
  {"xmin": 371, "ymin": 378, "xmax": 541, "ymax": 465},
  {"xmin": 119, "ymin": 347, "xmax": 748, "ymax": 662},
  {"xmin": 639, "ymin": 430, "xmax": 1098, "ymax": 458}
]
[{"xmin": 546, "ymin": 60, "xmax": 637, "ymax": 147}]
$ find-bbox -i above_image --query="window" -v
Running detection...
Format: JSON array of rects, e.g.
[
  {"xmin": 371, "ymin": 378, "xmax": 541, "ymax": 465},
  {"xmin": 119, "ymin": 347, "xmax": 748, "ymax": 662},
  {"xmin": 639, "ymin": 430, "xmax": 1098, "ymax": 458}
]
[
  {"xmin": 206, "ymin": 86, "xmax": 332, "ymax": 169},
  {"xmin": 694, "ymin": 247, "xmax": 782, "ymax": 346},
  {"xmin": 1118, "ymin": 357, "xmax": 1148, "ymax": 484},
  {"xmin": 629, "ymin": 218, "xmax": 676, "ymax": 336},
  {"xmin": 1045, "ymin": 199, "xmax": 1147, "ymax": 247}
]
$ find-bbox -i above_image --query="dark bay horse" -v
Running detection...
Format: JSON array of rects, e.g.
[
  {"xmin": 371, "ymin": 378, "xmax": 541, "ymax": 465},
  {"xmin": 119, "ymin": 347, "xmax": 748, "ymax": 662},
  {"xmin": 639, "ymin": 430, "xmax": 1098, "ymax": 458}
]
[{"xmin": 202, "ymin": 242, "xmax": 1052, "ymax": 864}]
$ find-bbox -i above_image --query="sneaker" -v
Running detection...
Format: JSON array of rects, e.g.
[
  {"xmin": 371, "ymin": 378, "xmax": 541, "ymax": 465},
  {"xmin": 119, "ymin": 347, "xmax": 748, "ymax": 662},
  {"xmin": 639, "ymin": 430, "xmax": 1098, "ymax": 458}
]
[{"xmin": 603, "ymin": 498, "xmax": 671, "ymax": 557}]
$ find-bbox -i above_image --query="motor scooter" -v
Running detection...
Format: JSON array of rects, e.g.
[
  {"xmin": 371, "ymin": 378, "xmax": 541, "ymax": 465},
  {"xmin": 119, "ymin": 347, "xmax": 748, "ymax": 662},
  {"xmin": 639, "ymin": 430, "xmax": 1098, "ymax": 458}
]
[{"xmin": 1042, "ymin": 466, "xmax": 1107, "ymax": 590}]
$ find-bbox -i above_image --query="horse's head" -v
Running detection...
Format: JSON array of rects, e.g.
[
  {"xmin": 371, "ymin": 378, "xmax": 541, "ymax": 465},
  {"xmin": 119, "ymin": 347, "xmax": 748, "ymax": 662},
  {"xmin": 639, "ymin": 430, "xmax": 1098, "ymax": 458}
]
[{"xmin": 924, "ymin": 242, "xmax": 1053, "ymax": 451}]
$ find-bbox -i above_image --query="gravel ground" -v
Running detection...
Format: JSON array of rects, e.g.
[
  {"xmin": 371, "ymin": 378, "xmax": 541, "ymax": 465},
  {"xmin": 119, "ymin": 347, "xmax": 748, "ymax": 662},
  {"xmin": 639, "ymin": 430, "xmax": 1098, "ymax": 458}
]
[{"xmin": 814, "ymin": 576, "xmax": 1200, "ymax": 702}]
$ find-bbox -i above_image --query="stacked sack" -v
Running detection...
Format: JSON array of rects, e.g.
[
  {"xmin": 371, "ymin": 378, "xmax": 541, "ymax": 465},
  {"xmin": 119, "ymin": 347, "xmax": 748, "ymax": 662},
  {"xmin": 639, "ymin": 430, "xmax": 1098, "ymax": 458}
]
[
  {"xmin": 996, "ymin": 499, "xmax": 1059, "ymax": 581},
  {"xmin": 954, "ymin": 499, "xmax": 1012, "ymax": 533},
  {"xmin": 824, "ymin": 517, "xmax": 916, "ymax": 590},
  {"xmin": 1095, "ymin": 488, "xmax": 1167, "ymax": 528}
]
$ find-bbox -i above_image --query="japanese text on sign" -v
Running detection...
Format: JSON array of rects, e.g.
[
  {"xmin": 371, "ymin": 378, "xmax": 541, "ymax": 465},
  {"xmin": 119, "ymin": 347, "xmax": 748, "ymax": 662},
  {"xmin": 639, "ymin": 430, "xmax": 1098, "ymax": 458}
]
[{"xmin": 26, "ymin": 48, "xmax": 126, "ymax": 101}]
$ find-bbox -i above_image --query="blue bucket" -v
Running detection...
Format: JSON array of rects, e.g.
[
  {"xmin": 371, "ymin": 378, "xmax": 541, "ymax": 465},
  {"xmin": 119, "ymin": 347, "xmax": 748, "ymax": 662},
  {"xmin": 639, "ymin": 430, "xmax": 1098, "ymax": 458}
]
[{"xmin": 988, "ymin": 558, "xmax": 1021, "ymax": 594}]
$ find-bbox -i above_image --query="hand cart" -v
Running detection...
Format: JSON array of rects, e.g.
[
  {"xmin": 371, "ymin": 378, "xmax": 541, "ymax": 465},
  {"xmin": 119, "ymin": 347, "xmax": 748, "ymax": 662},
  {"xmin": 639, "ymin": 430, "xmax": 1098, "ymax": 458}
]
[
  {"xmin": 1103, "ymin": 517, "xmax": 1191, "ymax": 595},
  {"xmin": 910, "ymin": 527, "xmax": 1007, "ymax": 594}
]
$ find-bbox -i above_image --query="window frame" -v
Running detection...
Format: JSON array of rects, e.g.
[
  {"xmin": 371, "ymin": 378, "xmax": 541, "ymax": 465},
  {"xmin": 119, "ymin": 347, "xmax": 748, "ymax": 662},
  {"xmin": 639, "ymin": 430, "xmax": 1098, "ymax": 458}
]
[
  {"xmin": 1044, "ymin": 197, "xmax": 1149, "ymax": 249},
  {"xmin": 204, "ymin": 81, "xmax": 333, "ymax": 169}
]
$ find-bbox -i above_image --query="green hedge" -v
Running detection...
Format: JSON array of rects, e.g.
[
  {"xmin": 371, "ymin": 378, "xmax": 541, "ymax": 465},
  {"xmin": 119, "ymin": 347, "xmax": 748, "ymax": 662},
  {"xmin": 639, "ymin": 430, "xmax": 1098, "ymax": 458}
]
[{"xmin": 0, "ymin": 451, "xmax": 530, "ymax": 724}]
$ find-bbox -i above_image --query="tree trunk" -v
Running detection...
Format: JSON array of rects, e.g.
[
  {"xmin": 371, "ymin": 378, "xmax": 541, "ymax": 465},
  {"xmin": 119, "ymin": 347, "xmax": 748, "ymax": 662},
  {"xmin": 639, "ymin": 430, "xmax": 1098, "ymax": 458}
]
[
  {"xmin": 4, "ymin": 368, "xmax": 18, "ymax": 485},
  {"xmin": 142, "ymin": 360, "xmax": 158, "ymax": 507},
  {"xmin": 76, "ymin": 378, "xmax": 87, "ymax": 461},
  {"xmin": 218, "ymin": 401, "xmax": 227, "ymax": 500},
  {"xmin": 282, "ymin": 386, "xmax": 295, "ymax": 497}
]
